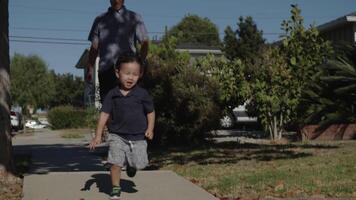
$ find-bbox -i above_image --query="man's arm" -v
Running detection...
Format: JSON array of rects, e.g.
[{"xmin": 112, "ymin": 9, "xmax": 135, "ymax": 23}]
[
  {"xmin": 145, "ymin": 111, "xmax": 155, "ymax": 140},
  {"xmin": 139, "ymin": 40, "xmax": 149, "ymax": 60},
  {"xmin": 87, "ymin": 42, "xmax": 99, "ymax": 82}
]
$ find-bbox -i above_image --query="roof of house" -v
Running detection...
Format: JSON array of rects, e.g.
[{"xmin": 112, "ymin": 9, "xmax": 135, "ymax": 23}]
[
  {"xmin": 318, "ymin": 12, "xmax": 356, "ymax": 32},
  {"xmin": 175, "ymin": 43, "xmax": 222, "ymax": 55},
  {"xmin": 74, "ymin": 43, "xmax": 222, "ymax": 69},
  {"xmin": 75, "ymin": 48, "xmax": 89, "ymax": 69}
]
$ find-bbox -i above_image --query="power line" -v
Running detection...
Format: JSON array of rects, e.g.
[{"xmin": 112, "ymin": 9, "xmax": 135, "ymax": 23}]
[
  {"xmin": 10, "ymin": 4, "xmax": 339, "ymax": 21},
  {"xmin": 10, "ymin": 39, "xmax": 89, "ymax": 46},
  {"xmin": 10, "ymin": 27, "xmax": 283, "ymax": 36},
  {"xmin": 10, "ymin": 4, "xmax": 96, "ymax": 14},
  {"xmin": 11, "ymin": 26, "xmax": 88, "ymax": 33},
  {"xmin": 10, "ymin": 35, "xmax": 88, "ymax": 42}
]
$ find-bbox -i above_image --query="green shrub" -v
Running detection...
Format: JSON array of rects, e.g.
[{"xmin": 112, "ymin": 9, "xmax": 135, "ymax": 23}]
[
  {"xmin": 48, "ymin": 106, "xmax": 86, "ymax": 129},
  {"xmin": 143, "ymin": 38, "xmax": 223, "ymax": 146},
  {"xmin": 84, "ymin": 106, "xmax": 99, "ymax": 129}
]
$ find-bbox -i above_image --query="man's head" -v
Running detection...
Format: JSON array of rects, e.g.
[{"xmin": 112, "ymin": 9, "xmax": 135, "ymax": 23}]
[
  {"xmin": 110, "ymin": 0, "xmax": 124, "ymax": 10},
  {"xmin": 115, "ymin": 55, "xmax": 143, "ymax": 90}
]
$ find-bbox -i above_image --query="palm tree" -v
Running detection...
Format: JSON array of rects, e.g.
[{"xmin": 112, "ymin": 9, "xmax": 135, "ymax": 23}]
[{"xmin": 302, "ymin": 45, "xmax": 356, "ymax": 130}]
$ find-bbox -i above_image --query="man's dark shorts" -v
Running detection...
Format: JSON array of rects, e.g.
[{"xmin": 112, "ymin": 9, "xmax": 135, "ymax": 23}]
[{"xmin": 98, "ymin": 68, "xmax": 117, "ymax": 103}]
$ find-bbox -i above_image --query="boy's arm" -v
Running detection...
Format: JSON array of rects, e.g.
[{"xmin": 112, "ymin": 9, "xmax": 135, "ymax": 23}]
[
  {"xmin": 145, "ymin": 111, "xmax": 155, "ymax": 140},
  {"xmin": 89, "ymin": 112, "xmax": 110, "ymax": 150}
]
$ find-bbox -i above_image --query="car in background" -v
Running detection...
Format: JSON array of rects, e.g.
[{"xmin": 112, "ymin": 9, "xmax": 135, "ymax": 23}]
[
  {"xmin": 10, "ymin": 111, "xmax": 23, "ymax": 131},
  {"xmin": 25, "ymin": 120, "xmax": 46, "ymax": 129}
]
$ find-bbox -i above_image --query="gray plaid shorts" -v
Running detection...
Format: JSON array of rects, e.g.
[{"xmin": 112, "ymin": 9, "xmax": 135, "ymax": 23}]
[{"xmin": 107, "ymin": 133, "xmax": 148, "ymax": 169}]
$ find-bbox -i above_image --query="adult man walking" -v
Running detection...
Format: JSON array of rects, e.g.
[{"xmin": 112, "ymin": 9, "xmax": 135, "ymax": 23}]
[{"xmin": 87, "ymin": 0, "xmax": 149, "ymax": 102}]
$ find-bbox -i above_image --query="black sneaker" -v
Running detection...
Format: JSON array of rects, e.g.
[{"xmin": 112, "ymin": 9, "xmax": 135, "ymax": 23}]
[
  {"xmin": 102, "ymin": 160, "xmax": 111, "ymax": 170},
  {"xmin": 126, "ymin": 165, "xmax": 137, "ymax": 177},
  {"xmin": 110, "ymin": 186, "xmax": 121, "ymax": 200}
]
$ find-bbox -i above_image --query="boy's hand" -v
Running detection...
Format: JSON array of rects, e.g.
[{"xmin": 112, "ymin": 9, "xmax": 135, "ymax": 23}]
[
  {"xmin": 88, "ymin": 137, "xmax": 101, "ymax": 150},
  {"xmin": 145, "ymin": 130, "xmax": 154, "ymax": 140}
]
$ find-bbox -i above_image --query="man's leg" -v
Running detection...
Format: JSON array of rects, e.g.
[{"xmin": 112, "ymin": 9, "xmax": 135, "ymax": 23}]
[{"xmin": 98, "ymin": 69, "xmax": 117, "ymax": 168}]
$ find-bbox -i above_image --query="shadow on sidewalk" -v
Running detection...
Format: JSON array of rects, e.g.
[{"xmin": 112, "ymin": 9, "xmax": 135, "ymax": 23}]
[
  {"xmin": 81, "ymin": 173, "xmax": 137, "ymax": 195},
  {"xmin": 13, "ymin": 144, "xmax": 108, "ymax": 174}
]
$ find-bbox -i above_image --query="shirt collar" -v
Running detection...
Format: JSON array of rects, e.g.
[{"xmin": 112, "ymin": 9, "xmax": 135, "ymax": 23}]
[
  {"xmin": 108, "ymin": 5, "xmax": 126, "ymax": 15},
  {"xmin": 112, "ymin": 85, "xmax": 140, "ymax": 97}
]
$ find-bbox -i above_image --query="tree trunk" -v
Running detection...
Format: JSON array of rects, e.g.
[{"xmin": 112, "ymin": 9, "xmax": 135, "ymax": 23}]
[
  {"xmin": 0, "ymin": 0, "xmax": 15, "ymax": 174},
  {"xmin": 278, "ymin": 113, "xmax": 283, "ymax": 140},
  {"xmin": 273, "ymin": 115, "xmax": 277, "ymax": 140},
  {"xmin": 268, "ymin": 113, "xmax": 285, "ymax": 141}
]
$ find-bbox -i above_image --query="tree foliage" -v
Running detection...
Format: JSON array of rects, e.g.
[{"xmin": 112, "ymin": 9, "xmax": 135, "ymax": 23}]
[
  {"xmin": 302, "ymin": 45, "xmax": 356, "ymax": 128},
  {"xmin": 10, "ymin": 54, "xmax": 55, "ymax": 112},
  {"xmin": 280, "ymin": 5, "xmax": 332, "ymax": 90},
  {"xmin": 279, "ymin": 5, "xmax": 333, "ymax": 127},
  {"xmin": 49, "ymin": 72, "xmax": 84, "ymax": 107},
  {"xmin": 243, "ymin": 5, "xmax": 333, "ymax": 139},
  {"xmin": 222, "ymin": 16, "xmax": 265, "ymax": 63},
  {"xmin": 247, "ymin": 46, "xmax": 298, "ymax": 140},
  {"xmin": 222, "ymin": 26, "xmax": 239, "ymax": 60},
  {"xmin": 197, "ymin": 55, "xmax": 249, "ymax": 114},
  {"xmin": 143, "ymin": 37, "xmax": 223, "ymax": 146},
  {"xmin": 165, "ymin": 14, "xmax": 221, "ymax": 46}
]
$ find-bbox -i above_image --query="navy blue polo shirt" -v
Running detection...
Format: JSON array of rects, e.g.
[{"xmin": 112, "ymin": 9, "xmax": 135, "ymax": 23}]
[{"xmin": 101, "ymin": 86, "xmax": 154, "ymax": 140}]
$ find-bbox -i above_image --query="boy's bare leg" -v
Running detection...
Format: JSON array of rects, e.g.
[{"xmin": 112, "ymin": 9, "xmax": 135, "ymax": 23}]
[{"xmin": 110, "ymin": 165, "xmax": 121, "ymax": 187}]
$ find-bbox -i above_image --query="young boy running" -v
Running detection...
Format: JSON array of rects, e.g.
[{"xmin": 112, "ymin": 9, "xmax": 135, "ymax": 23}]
[{"xmin": 89, "ymin": 55, "xmax": 155, "ymax": 200}]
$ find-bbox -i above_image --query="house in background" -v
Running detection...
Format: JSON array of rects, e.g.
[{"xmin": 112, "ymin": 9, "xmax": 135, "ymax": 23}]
[
  {"xmin": 175, "ymin": 43, "xmax": 223, "ymax": 58},
  {"xmin": 75, "ymin": 49, "xmax": 101, "ymax": 108},
  {"xmin": 75, "ymin": 44, "xmax": 223, "ymax": 108},
  {"xmin": 318, "ymin": 12, "xmax": 356, "ymax": 45}
]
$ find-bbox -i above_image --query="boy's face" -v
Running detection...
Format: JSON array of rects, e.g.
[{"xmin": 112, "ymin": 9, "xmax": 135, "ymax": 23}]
[{"xmin": 115, "ymin": 62, "xmax": 140, "ymax": 90}]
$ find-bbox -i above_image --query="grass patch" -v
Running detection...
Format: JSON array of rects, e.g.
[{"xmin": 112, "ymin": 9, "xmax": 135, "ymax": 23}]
[
  {"xmin": 13, "ymin": 128, "xmax": 35, "ymax": 137},
  {"xmin": 0, "ymin": 154, "xmax": 31, "ymax": 200},
  {"xmin": 150, "ymin": 140, "xmax": 356, "ymax": 199},
  {"xmin": 60, "ymin": 129, "xmax": 89, "ymax": 139}
]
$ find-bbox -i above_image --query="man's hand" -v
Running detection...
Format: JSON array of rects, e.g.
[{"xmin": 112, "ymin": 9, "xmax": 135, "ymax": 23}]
[
  {"xmin": 145, "ymin": 130, "xmax": 154, "ymax": 140},
  {"xmin": 88, "ymin": 136, "xmax": 101, "ymax": 150}
]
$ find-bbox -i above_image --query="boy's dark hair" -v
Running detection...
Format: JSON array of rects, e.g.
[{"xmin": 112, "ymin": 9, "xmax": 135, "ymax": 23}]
[{"xmin": 115, "ymin": 54, "xmax": 143, "ymax": 71}]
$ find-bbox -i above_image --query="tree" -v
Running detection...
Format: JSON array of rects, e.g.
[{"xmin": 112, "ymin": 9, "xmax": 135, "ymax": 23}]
[
  {"xmin": 247, "ymin": 46, "xmax": 298, "ymax": 140},
  {"xmin": 197, "ymin": 55, "xmax": 249, "ymax": 118},
  {"xmin": 222, "ymin": 16, "xmax": 265, "ymax": 64},
  {"xmin": 0, "ymin": 0, "xmax": 16, "ymax": 178},
  {"xmin": 281, "ymin": 5, "xmax": 332, "ymax": 85},
  {"xmin": 143, "ymin": 37, "xmax": 223, "ymax": 145},
  {"xmin": 245, "ymin": 5, "xmax": 333, "ymax": 140},
  {"xmin": 49, "ymin": 72, "xmax": 84, "ymax": 108},
  {"xmin": 280, "ymin": 5, "xmax": 333, "ymax": 128},
  {"xmin": 164, "ymin": 14, "xmax": 221, "ymax": 46},
  {"xmin": 302, "ymin": 45, "xmax": 356, "ymax": 129},
  {"xmin": 222, "ymin": 26, "xmax": 239, "ymax": 60},
  {"xmin": 11, "ymin": 54, "xmax": 55, "ymax": 113}
]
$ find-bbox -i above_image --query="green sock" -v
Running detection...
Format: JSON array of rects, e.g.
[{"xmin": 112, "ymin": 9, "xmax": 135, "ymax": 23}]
[{"xmin": 112, "ymin": 186, "xmax": 121, "ymax": 192}]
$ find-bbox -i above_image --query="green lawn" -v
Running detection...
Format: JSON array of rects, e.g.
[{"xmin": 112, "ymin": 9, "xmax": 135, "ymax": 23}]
[{"xmin": 150, "ymin": 140, "xmax": 356, "ymax": 199}]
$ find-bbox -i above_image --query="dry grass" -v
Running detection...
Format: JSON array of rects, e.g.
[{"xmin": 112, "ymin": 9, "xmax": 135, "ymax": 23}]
[
  {"xmin": 59, "ymin": 128, "xmax": 90, "ymax": 139},
  {"xmin": 150, "ymin": 140, "xmax": 356, "ymax": 199}
]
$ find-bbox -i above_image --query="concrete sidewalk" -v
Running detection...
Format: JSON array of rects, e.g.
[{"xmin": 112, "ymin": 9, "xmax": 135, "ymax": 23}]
[
  {"xmin": 13, "ymin": 129, "xmax": 218, "ymax": 200},
  {"xmin": 23, "ymin": 171, "xmax": 218, "ymax": 200}
]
